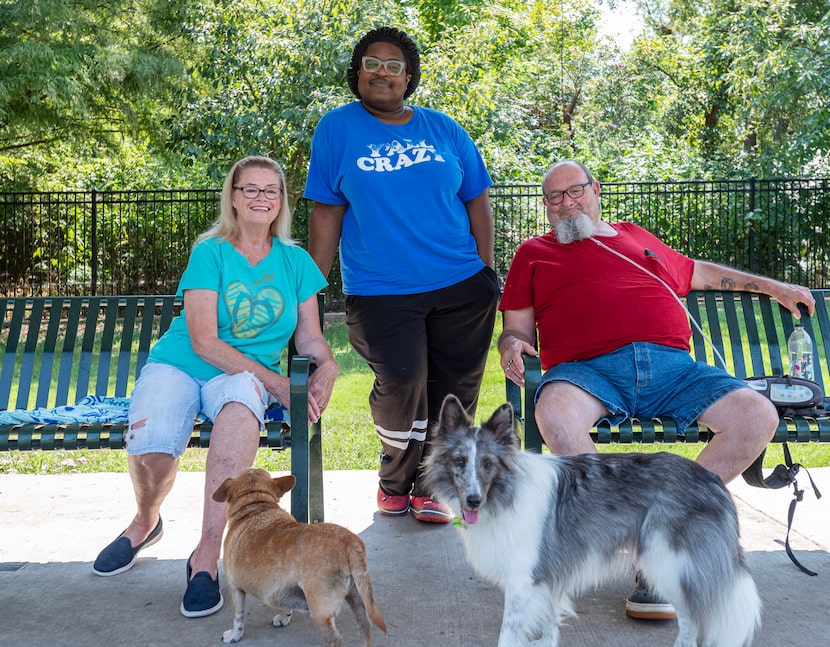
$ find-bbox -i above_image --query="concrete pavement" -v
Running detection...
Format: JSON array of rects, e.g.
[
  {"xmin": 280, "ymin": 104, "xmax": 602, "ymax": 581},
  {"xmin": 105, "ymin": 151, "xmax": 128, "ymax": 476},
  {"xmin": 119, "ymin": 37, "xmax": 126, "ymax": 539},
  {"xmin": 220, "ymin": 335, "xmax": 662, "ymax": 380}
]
[{"xmin": 0, "ymin": 466, "xmax": 828, "ymax": 646}]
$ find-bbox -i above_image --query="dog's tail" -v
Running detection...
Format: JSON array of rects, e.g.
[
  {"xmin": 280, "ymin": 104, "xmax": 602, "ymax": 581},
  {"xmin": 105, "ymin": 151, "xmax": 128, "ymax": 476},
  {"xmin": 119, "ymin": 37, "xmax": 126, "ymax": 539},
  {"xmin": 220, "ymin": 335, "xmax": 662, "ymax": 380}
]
[
  {"xmin": 700, "ymin": 568, "xmax": 761, "ymax": 647},
  {"xmin": 348, "ymin": 545, "xmax": 388, "ymax": 635}
]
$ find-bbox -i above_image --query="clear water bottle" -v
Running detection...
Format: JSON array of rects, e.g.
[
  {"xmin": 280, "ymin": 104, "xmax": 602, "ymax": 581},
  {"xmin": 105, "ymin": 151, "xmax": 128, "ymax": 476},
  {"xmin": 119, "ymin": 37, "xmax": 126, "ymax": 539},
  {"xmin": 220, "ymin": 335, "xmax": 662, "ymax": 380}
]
[{"xmin": 788, "ymin": 322, "xmax": 814, "ymax": 380}]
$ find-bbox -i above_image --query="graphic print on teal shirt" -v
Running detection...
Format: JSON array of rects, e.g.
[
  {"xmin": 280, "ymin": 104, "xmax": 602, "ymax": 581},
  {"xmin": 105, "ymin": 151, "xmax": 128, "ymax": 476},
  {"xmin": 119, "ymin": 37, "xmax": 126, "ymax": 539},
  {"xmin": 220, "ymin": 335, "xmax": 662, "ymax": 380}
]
[{"xmin": 225, "ymin": 278, "xmax": 285, "ymax": 339}]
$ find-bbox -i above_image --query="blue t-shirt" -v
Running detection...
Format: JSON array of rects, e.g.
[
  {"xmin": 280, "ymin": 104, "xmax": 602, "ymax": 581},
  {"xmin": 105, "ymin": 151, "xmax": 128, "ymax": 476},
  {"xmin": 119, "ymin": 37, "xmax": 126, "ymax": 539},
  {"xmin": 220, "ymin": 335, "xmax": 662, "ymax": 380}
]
[
  {"xmin": 148, "ymin": 237, "xmax": 327, "ymax": 381},
  {"xmin": 304, "ymin": 102, "xmax": 492, "ymax": 295}
]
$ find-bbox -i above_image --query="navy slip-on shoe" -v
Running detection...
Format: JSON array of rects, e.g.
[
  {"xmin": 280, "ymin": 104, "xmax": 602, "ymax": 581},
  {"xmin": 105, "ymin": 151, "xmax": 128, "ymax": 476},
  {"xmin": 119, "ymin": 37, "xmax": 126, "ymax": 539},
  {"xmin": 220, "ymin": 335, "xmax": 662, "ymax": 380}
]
[
  {"xmin": 92, "ymin": 516, "xmax": 163, "ymax": 577},
  {"xmin": 180, "ymin": 554, "xmax": 223, "ymax": 618}
]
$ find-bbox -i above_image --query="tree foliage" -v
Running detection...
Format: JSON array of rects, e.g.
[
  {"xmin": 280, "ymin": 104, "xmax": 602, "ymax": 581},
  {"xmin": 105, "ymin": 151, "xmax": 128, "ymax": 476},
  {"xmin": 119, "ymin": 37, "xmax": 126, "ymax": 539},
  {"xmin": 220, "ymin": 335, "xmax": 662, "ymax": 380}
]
[
  {"xmin": 1, "ymin": 0, "xmax": 828, "ymax": 193},
  {"xmin": 589, "ymin": 0, "xmax": 830, "ymax": 179},
  {"xmin": 0, "ymin": 0, "xmax": 197, "ymax": 189},
  {"xmin": 169, "ymin": 0, "xmax": 411, "ymax": 196}
]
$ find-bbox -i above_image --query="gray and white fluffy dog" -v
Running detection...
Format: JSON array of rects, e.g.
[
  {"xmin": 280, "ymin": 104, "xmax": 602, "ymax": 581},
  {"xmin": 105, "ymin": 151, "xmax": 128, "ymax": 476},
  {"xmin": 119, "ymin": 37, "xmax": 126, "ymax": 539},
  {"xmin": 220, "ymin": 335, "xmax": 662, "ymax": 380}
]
[{"xmin": 422, "ymin": 394, "xmax": 761, "ymax": 647}]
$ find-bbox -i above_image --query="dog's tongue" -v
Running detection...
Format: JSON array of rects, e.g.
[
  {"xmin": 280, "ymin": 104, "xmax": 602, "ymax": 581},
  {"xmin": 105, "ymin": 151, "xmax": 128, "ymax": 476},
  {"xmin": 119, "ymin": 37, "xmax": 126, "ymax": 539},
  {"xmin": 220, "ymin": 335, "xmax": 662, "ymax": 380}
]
[{"xmin": 462, "ymin": 509, "xmax": 479, "ymax": 525}]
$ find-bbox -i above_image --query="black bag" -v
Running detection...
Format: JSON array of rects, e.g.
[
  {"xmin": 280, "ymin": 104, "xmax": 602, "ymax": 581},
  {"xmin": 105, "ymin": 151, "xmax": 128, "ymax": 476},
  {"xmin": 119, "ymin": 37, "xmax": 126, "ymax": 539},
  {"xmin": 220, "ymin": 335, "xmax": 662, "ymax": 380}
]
[{"xmin": 744, "ymin": 374, "xmax": 827, "ymax": 416}]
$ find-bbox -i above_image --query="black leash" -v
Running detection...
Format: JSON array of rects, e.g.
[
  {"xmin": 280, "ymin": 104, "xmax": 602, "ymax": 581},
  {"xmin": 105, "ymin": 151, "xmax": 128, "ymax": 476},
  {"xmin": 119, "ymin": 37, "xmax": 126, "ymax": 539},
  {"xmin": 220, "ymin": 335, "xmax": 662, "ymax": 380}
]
[{"xmin": 741, "ymin": 442, "xmax": 823, "ymax": 576}]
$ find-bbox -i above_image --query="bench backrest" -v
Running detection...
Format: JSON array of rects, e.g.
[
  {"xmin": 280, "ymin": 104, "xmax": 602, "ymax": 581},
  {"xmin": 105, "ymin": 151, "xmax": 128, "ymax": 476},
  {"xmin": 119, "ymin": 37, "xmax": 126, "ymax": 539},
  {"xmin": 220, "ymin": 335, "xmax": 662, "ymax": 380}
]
[
  {"xmin": 684, "ymin": 289, "xmax": 829, "ymax": 390},
  {"xmin": 0, "ymin": 296, "xmax": 179, "ymax": 411}
]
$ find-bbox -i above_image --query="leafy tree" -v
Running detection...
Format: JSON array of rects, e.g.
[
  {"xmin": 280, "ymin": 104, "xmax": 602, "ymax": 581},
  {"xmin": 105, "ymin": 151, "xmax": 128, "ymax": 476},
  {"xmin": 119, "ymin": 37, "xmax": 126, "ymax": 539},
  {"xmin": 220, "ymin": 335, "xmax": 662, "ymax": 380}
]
[
  {"xmin": 598, "ymin": 0, "xmax": 830, "ymax": 178},
  {"xmin": 170, "ymin": 0, "xmax": 603, "ymax": 187},
  {"xmin": 2, "ymin": 0, "xmax": 828, "ymax": 193},
  {"xmin": 0, "ymin": 0, "xmax": 196, "ymax": 189},
  {"xmin": 169, "ymin": 0, "xmax": 411, "ymax": 195}
]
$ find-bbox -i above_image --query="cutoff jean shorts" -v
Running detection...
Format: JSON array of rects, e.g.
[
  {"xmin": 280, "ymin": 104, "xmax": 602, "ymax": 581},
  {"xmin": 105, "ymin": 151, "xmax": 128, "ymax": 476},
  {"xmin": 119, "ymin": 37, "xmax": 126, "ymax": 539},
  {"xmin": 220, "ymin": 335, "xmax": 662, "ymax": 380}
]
[
  {"xmin": 536, "ymin": 342, "xmax": 748, "ymax": 435},
  {"xmin": 125, "ymin": 361, "xmax": 278, "ymax": 457}
]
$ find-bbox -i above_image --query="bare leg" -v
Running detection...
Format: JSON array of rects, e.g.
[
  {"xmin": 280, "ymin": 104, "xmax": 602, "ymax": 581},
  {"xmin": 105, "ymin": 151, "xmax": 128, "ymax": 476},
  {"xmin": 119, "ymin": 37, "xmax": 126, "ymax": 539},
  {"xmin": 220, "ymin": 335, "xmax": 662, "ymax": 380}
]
[
  {"xmin": 535, "ymin": 382, "xmax": 608, "ymax": 455},
  {"xmin": 695, "ymin": 389, "xmax": 778, "ymax": 483},
  {"xmin": 120, "ymin": 452, "xmax": 178, "ymax": 545},
  {"xmin": 189, "ymin": 401, "xmax": 261, "ymax": 578}
]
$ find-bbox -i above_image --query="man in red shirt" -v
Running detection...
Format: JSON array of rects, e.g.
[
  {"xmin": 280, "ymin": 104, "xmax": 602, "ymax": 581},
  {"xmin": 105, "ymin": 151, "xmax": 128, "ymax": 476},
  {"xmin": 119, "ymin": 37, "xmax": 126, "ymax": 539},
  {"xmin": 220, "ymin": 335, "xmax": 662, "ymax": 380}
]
[{"xmin": 498, "ymin": 159, "xmax": 815, "ymax": 619}]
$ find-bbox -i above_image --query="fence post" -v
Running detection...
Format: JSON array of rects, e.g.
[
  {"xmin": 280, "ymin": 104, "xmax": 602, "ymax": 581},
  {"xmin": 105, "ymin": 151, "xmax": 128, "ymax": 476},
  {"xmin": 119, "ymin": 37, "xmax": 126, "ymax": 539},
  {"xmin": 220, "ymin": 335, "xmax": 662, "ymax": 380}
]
[
  {"xmin": 91, "ymin": 188, "xmax": 98, "ymax": 296},
  {"xmin": 748, "ymin": 176, "xmax": 756, "ymax": 274}
]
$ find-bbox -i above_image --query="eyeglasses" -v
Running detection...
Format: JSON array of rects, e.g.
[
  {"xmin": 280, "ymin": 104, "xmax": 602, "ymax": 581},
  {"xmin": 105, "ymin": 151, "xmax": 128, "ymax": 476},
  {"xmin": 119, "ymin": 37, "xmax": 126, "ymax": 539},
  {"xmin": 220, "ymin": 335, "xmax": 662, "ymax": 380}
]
[
  {"xmin": 361, "ymin": 56, "xmax": 406, "ymax": 76},
  {"xmin": 542, "ymin": 181, "xmax": 592, "ymax": 205},
  {"xmin": 234, "ymin": 185, "xmax": 283, "ymax": 200}
]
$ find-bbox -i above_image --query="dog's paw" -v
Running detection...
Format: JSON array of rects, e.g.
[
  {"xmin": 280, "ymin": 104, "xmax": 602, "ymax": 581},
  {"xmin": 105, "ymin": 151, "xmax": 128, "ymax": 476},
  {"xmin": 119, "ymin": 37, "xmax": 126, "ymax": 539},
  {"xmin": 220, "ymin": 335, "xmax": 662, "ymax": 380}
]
[
  {"xmin": 272, "ymin": 611, "xmax": 293, "ymax": 628},
  {"xmin": 222, "ymin": 627, "xmax": 244, "ymax": 643}
]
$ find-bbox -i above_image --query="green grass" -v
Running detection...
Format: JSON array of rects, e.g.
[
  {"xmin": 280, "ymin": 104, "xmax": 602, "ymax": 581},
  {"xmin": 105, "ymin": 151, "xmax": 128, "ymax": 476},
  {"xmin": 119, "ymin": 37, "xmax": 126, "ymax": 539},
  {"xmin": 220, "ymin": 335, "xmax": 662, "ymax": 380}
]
[{"xmin": 2, "ymin": 317, "xmax": 829, "ymax": 474}]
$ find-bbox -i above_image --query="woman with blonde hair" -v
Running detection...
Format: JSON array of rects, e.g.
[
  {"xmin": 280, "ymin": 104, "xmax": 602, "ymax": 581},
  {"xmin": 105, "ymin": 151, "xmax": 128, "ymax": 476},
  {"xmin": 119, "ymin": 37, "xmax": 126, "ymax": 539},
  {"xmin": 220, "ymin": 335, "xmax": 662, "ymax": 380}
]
[{"xmin": 93, "ymin": 156, "xmax": 338, "ymax": 618}]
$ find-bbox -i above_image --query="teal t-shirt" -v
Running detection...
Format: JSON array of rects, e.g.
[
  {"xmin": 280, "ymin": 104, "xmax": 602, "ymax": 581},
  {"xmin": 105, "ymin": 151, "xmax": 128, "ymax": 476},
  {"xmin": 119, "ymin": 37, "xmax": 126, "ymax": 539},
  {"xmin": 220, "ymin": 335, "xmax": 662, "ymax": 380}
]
[{"xmin": 148, "ymin": 237, "xmax": 327, "ymax": 381}]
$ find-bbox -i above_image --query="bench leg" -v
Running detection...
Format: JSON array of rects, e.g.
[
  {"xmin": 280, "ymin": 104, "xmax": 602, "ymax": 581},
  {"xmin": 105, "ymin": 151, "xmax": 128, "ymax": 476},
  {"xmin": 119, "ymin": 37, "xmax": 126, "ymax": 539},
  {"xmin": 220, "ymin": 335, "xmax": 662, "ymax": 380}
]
[
  {"xmin": 520, "ymin": 355, "xmax": 543, "ymax": 453},
  {"xmin": 308, "ymin": 420, "xmax": 324, "ymax": 522},
  {"xmin": 289, "ymin": 356, "xmax": 325, "ymax": 524},
  {"xmin": 290, "ymin": 416, "xmax": 310, "ymax": 524}
]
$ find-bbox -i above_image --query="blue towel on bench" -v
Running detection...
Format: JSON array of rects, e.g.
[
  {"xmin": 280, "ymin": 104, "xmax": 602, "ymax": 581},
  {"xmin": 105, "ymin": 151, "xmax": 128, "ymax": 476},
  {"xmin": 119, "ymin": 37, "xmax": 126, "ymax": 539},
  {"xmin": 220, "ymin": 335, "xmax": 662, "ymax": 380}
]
[
  {"xmin": 0, "ymin": 396, "xmax": 132, "ymax": 425},
  {"xmin": 0, "ymin": 396, "xmax": 288, "ymax": 426}
]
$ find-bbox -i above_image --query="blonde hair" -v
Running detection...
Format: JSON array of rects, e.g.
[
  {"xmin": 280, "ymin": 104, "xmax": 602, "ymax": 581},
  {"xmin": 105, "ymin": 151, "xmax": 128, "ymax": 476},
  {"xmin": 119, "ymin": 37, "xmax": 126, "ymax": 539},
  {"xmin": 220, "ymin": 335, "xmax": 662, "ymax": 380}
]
[{"xmin": 196, "ymin": 156, "xmax": 295, "ymax": 246}]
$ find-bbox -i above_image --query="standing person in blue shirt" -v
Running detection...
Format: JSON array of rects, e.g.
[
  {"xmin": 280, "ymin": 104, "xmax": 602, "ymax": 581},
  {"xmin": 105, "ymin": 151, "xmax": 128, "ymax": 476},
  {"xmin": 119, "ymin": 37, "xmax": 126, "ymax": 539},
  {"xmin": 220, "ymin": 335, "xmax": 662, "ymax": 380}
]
[
  {"xmin": 305, "ymin": 26, "xmax": 500, "ymax": 523},
  {"xmin": 93, "ymin": 156, "xmax": 339, "ymax": 618}
]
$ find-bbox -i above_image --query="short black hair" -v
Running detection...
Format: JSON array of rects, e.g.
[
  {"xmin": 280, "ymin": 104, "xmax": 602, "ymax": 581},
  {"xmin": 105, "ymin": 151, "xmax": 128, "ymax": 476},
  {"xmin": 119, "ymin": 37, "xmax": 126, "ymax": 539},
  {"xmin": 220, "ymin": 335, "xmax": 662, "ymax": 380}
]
[{"xmin": 347, "ymin": 26, "xmax": 421, "ymax": 100}]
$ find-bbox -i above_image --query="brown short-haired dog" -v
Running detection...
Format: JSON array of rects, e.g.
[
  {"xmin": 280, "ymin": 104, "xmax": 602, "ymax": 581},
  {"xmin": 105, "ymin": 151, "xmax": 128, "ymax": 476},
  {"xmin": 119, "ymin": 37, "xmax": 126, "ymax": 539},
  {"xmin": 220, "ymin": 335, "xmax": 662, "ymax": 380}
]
[{"xmin": 213, "ymin": 469, "xmax": 387, "ymax": 646}]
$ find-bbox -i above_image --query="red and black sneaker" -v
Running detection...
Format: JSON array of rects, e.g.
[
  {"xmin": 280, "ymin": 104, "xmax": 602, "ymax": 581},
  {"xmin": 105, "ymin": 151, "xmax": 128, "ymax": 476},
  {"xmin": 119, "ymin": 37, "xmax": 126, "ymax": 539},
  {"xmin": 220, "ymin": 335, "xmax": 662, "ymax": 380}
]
[
  {"xmin": 377, "ymin": 487, "xmax": 410, "ymax": 515},
  {"xmin": 410, "ymin": 495, "xmax": 452, "ymax": 523}
]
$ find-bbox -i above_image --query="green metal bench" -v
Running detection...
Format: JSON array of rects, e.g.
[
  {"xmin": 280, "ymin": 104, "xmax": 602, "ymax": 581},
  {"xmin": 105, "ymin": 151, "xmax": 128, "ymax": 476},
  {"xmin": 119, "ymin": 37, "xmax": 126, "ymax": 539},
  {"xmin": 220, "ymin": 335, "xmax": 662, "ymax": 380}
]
[
  {"xmin": 508, "ymin": 289, "xmax": 830, "ymax": 452},
  {"xmin": 0, "ymin": 294, "xmax": 325, "ymax": 523}
]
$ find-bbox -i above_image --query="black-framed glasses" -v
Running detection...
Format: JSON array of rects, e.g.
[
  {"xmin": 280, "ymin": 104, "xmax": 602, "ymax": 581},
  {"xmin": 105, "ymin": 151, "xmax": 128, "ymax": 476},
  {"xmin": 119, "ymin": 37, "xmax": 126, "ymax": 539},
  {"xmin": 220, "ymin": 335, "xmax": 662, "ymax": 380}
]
[
  {"xmin": 361, "ymin": 56, "xmax": 406, "ymax": 76},
  {"xmin": 542, "ymin": 180, "xmax": 591, "ymax": 204},
  {"xmin": 542, "ymin": 181, "xmax": 592, "ymax": 205},
  {"xmin": 234, "ymin": 185, "xmax": 283, "ymax": 200}
]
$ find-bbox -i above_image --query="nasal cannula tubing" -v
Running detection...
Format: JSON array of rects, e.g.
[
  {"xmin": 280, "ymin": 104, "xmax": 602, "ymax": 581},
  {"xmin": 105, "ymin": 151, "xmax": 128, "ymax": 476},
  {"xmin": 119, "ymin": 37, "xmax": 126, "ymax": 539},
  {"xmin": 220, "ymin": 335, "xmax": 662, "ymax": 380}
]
[{"xmin": 588, "ymin": 236, "xmax": 729, "ymax": 371}]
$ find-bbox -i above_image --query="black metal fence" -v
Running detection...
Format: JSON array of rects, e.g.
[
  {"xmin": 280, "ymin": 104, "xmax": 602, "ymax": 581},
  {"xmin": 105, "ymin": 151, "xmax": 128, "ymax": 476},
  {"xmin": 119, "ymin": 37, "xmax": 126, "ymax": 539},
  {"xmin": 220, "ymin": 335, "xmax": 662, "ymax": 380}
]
[{"xmin": 2, "ymin": 178, "xmax": 829, "ymax": 303}]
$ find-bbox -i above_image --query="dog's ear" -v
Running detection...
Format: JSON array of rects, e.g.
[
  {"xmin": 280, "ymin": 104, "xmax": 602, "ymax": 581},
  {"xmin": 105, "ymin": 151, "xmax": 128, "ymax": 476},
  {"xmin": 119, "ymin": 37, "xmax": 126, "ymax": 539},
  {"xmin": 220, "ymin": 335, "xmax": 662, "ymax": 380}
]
[
  {"xmin": 272, "ymin": 475, "xmax": 297, "ymax": 497},
  {"xmin": 213, "ymin": 477, "xmax": 234, "ymax": 503},
  {"xmin": 484, "ymin": 403, "xmax": 517, "ymax": 447},
  {"xmin": 439, "ymin": 394, "xmax": 471, "ymax": 431}
]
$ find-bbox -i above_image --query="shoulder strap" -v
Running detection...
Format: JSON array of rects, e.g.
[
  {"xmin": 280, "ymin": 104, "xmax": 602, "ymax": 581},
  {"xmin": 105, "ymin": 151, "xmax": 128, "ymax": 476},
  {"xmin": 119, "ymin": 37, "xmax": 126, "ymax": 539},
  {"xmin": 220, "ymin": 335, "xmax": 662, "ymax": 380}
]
[
  {"xmin": 741, "ymin": 443, "xmax": 799, "ymax": 489},
  {"xmin": 741, "ymin": 442, "xmax": 822, "ymax": 576}
]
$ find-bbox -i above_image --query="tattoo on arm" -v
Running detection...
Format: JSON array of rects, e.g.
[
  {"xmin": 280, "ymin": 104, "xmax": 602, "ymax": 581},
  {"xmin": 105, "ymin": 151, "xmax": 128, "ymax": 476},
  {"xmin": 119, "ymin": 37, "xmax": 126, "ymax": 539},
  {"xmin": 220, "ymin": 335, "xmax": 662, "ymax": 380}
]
[{"xmin": 703, "ymin": 278, "xmax": 761, "ymax": 292}]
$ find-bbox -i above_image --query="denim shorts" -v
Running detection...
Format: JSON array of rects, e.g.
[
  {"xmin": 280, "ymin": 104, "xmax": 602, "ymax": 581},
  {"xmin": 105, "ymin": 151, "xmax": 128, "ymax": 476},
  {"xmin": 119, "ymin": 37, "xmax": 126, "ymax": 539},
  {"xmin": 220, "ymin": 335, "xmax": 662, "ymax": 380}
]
[
  {"xmin": 536, "ymin": 342, "xmax": 748, "ymax": 434},
  {"xmin": 126, "ymin": 362, "xmax": 278, "ymax": 457}
]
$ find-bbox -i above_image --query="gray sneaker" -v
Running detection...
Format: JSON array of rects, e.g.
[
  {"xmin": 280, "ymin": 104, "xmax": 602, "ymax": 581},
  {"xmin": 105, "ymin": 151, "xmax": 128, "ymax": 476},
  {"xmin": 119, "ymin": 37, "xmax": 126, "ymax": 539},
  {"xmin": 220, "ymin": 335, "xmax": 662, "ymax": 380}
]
[{"xmin": 625, "ymin": 576, "xmax": 676, "ymax": 620}]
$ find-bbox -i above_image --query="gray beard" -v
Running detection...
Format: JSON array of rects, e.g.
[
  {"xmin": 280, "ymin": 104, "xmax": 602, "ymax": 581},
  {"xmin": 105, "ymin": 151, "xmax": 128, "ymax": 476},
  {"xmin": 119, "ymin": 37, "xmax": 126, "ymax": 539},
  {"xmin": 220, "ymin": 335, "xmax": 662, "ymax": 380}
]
[{"xmin": 555, "ymin": 214, "xmax": 596, "ymax": 244}]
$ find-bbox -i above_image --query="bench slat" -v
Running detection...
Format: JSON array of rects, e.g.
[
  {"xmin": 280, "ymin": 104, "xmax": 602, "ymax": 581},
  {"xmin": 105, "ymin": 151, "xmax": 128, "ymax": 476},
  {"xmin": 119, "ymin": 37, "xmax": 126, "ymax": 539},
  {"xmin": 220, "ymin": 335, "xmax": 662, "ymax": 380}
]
[
  {"xmin": 17, "ymin": 299, "xmax": 44, "ymax": 409},
  {"xmin": 95, "ymin": 297, "xmax": 119, "ymax": 396},
  {"xmin": 36, "ymin": 299, "xmax": 64, "ymax": 408},
  {"xmin": 738, "ymin": 292, "xmax": 766, "ymax": 376},
  {"xmin": 56, "ymin": 299, "xmax": 83, "ymax": 405},
  {"xmin": 760, "ymin": 295, "xmax": 786, "ymax": 375},
  {"xmin": 77, "ymin": 297, "xmax": 101, "ymax": 400},
  {"xmin": 115, "ymin": 297, "xmax": 138, "ymax": 397}
]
